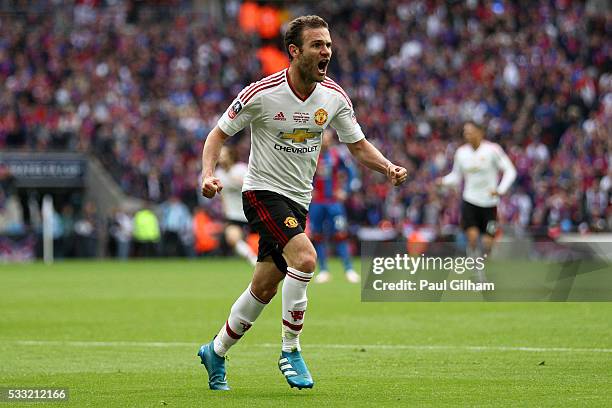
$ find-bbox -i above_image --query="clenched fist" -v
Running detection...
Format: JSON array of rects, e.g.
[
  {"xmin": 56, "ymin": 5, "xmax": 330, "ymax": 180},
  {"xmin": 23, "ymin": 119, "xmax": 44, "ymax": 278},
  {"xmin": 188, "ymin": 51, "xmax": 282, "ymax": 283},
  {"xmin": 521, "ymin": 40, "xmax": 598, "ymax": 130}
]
[
  {"xmin": 386, "ymin": 163, "xmax": 408, "ymax": 186},
  {"xmin": 201, "ymin": 175, "xmax": 223, "ymax": 198}
]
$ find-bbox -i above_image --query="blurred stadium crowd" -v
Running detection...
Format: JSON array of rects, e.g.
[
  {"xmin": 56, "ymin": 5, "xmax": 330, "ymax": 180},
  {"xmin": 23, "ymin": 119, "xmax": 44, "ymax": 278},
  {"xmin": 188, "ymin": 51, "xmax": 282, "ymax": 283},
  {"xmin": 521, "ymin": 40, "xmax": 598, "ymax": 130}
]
[{"xmin": 0, "ymin": 0, "xmax": 610, "ymax": 258}]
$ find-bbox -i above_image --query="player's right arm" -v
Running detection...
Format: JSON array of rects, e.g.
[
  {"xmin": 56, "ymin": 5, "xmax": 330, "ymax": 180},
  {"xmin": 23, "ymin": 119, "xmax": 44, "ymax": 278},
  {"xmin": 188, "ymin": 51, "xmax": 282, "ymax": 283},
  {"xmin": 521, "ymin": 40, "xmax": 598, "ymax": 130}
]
[
  {"xmin": 201, "ymin": 126, "xmax": 230, "ymax": 199},
  {"xmin": 201, "ymin": 87, "xmax": 261, "ymax": 199}
]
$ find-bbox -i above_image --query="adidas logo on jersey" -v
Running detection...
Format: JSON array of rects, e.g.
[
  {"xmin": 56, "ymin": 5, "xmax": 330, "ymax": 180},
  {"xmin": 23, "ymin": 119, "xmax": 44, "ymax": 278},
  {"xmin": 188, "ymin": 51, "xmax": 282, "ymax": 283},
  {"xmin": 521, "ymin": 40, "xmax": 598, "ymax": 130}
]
[{"xmin": 273, "ymin": 112, "xmax": 286, "ymax": 121}]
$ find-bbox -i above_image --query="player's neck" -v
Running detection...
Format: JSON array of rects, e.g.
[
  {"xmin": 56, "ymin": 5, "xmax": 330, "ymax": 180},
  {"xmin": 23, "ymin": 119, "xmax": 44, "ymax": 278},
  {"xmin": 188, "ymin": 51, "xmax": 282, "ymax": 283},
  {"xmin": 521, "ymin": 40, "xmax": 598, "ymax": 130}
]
[
  {"xmin": 470, "ymin": 141, "xmax": 481, "ymax": 150},
  {"xmin": 287, "ymin": 65, "xmax": 316, "ymax": 99}
]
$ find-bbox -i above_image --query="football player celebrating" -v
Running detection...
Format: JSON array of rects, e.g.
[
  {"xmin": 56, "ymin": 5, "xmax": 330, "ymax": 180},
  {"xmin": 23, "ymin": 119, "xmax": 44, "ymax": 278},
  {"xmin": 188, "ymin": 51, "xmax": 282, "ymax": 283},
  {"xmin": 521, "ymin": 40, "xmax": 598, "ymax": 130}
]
[{"xmin": 198, "ymin": 15, "xmax": 407, "ymax": 391}]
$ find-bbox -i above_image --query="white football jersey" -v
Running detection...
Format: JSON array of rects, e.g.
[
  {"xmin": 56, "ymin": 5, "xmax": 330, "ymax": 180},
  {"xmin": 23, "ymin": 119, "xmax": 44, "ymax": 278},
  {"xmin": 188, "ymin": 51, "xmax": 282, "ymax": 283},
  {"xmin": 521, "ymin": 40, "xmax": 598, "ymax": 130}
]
[
  {"xmin": 217, "ymin": 69, "xmax": 365, "ymax": 209},
  {"xmin": 442, "ymin": 141, "xmax": 517, "ymax": 207},
  {"xmin": 215, "ymin": 162, "xmax": 248, "ymax": 222}
]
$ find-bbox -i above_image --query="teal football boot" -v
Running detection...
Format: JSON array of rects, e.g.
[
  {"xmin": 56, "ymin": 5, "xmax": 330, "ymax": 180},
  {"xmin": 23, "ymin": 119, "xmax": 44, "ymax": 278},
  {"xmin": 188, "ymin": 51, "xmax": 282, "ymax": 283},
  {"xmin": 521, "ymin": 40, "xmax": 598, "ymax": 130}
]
[
  {"xmin": 278, "ymin": 350, "xmax": 314, "ymax": 389},
  {"xmin": 197, "ymin": 340, "xmax": 230, "ymax": 390}
]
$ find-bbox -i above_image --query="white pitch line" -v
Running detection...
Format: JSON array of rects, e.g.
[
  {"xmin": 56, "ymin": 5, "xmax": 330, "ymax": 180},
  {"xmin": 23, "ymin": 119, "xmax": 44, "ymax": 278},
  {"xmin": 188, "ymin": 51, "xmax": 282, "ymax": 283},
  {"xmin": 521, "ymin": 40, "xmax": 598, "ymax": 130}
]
[
  {"xmin": 11, "ymin": 340, "xmax": 194, "ymax": 347},
  {"xmin": 5, "ymin": 340, "xmax": 612, "ymax": 353},
  {"xmin": 261, "ymin": 343, "xmax": 612, "ymax": 353}
]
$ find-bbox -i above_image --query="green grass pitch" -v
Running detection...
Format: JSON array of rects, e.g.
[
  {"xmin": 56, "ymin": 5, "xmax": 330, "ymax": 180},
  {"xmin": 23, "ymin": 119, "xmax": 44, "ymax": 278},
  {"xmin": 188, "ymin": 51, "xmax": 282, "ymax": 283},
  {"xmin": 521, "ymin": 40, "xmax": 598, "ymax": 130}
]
[{"xmin": 1, "ymin": 259, "xmax": 611, "ymax": 407}]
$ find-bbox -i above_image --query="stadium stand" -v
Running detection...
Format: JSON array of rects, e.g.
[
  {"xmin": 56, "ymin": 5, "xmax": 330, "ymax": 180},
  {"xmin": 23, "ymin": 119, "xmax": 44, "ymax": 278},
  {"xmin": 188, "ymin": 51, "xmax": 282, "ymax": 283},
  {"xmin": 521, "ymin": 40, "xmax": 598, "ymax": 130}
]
[{"xmin": 0, "ymin": 0, "xmax": 609, "ymax": 258}]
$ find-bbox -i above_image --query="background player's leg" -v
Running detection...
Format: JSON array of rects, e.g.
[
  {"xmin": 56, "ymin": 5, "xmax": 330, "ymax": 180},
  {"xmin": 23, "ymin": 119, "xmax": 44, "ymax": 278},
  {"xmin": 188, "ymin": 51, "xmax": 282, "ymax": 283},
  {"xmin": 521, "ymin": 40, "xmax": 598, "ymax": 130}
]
[
  {"xmin": 313, "ymin": 236, "xmax": 331, "ymax": 283},
  {"xmin": 482, "ymin": 234, "xmax": 494, "ymax": 256},
  {"xmin": 313, "ymin": 236, "xmax": 330, "ymax": 282},
  {"xmin": 314, "ymin": 235, "xmax": 329, "ymax": 274},
  {"xmin": 477, "ymin": 231, "xmax": 495, "ymax": 283},
  {"xmin": 482, "ymin": 210, "xmax": 498, "ymax": 257},
  {"xmin": 310, "ymin": 204, "xmax": 330, "ymax": 282},
  {"xmin": 471, "ymin": 217, "xmax": 491, "ymax": 283},
  {"xmin": 472, "ymin": 232, "xmax": 490, "ymax": 283},
  {"xmin": 335, "ymin": 237, "xmax": 352, "ymax": 271},
  {"xmin": 330, "ymin": 203, "xmax": 358, "ymax": 282},
  {"xmin": 465, "ymin": 226, "xmax": 480, "ymax": 258},
  {"xmin": 462, "ymin": 201, "xmax": 481, "ymax": 258},
  {"xmin": 225, "ymin": 224, "xmax": 257, "ymax": 266},
  {"xmin": 281, "ymin": 233, "xmax": 316, "ymax": 351},
  {"xmin": 213, "ymin": 258, "xmax": 283, "ymax": 357}
]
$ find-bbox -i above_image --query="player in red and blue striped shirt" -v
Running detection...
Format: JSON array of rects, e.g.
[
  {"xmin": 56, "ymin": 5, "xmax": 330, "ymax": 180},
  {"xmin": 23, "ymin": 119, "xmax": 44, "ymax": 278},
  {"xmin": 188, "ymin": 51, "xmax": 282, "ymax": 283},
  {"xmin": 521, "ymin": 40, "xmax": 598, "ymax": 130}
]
[{"xmin": 310, "ymin": 130, "xmax": 360, "ymax": 283}]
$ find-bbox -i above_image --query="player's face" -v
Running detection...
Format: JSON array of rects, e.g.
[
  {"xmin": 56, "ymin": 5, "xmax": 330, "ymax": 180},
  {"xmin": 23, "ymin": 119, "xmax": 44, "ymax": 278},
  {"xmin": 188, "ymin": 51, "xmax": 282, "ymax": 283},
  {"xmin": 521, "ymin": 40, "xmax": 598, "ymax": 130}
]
[
  {"xmin": 463, "ymin": 123, "xmax": 482, "ymax": 146},
  {"xmin": 296, "ymin": 27, "xmax": 332, "ymax": 83}
]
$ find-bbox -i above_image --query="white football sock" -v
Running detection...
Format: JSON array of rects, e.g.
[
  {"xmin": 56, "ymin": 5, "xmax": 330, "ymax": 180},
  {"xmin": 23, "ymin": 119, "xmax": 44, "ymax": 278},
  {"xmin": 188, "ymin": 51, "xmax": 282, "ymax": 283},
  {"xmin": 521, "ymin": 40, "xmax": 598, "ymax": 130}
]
[
  {"xmin": 235, "ymin": 240, "xmax": 257, "ymax": 266},
  {"xmin": 213, "ymin": 284, "xmax": 267, "ymax": 357},
  {"xmin": 282, "ymin": 267, "xmax": 312, "ymax": 352}
]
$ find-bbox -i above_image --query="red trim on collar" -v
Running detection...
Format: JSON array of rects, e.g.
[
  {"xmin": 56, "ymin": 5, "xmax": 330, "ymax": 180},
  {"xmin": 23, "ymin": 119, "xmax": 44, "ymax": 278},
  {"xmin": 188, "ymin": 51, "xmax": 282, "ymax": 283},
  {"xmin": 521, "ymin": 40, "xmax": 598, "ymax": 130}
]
[{"xmin": 286, "ymin": 69, "xmax": 316, "ymax": 102}]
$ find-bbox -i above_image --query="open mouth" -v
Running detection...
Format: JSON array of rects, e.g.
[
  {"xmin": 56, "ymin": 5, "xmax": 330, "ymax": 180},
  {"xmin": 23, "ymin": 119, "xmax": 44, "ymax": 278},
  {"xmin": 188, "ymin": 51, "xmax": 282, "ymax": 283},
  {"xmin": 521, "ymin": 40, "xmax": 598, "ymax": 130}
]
[{"xmin": 317, "ymin": 59, "xmax": 329, "ymax": 74}]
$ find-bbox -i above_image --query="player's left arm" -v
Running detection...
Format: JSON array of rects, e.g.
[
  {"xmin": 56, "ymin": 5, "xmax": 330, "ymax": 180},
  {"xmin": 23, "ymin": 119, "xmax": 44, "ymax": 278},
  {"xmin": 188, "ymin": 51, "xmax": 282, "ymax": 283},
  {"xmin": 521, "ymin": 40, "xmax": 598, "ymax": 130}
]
[
  {"xmin": 330, "ymin": 98, "xmax": 407, "ymax": 187},
  {"xmin": 492, "ymin": 144, "xmax": 517, "ymax": 197},
  {"xmin": 346, "ymin": 138, "xmax": 407, "ymax": 186}
]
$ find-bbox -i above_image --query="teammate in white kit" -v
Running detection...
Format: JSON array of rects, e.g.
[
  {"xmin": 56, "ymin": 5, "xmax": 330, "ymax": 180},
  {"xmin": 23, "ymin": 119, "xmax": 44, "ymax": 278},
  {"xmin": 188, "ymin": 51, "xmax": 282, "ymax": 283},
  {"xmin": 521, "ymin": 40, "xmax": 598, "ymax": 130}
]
[
  {"xmin": 197, "ymin": 15, "xmax": 408, "ymax": 391},
  {"xmin": 215, "ymin": 146, "xmax": 257, "ymax": 266},
  {"xmin": 437, "ymin": 121, "xmax": 517, "ymax": 263}
]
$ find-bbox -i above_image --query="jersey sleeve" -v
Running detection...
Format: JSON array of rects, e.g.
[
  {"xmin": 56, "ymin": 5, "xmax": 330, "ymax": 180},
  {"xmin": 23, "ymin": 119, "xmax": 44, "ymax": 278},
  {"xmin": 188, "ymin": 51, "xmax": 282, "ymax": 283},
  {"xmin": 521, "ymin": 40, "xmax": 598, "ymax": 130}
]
[
  {"xmin": 441, "ymin": 149, "xmax": 463, "ymax": 186},
  {"xmin": 492, "ymin": 144, "xmax": 517, "ymax": 195},
  {"xmin": 217, "ymin": 90, "xmax": 261, "ymax": 136},
  {"xmin": 329, "ymin": 99, "xmax": 365, "ymax": 144}
]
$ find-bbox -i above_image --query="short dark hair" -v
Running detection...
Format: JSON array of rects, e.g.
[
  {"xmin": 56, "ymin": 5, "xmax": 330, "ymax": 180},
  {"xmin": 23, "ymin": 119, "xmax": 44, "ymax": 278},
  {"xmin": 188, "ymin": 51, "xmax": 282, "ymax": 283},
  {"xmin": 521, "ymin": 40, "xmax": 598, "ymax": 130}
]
[
  {"xmin": 284, "ymin": 15, "xmax": 328, "ymax": 61},
  {"xmin": 464, "ymin": 120, "xmax": 485, "ymax": 132}
]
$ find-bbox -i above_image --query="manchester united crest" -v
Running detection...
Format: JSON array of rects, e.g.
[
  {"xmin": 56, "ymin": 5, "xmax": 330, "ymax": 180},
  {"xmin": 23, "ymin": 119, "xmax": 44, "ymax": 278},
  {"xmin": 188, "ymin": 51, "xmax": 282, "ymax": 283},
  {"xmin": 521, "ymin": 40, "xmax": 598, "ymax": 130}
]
[
  {"xmin": 284, "ymin": 216, "xmax": 299, "ymax": 228},
  {"xmin": 314, "ymin": 108, "xmax": 328, "ymax": 126}
]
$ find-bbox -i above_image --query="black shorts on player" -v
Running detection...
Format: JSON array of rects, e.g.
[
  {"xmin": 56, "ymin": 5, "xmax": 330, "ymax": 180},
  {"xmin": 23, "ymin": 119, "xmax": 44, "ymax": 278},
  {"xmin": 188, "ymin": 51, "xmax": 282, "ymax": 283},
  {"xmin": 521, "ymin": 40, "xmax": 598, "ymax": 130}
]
[
  {"xmin": 461, "ymin": 200, "xmax": 497, "ymax": 236},
  {"xmin": 242, "ymin": 190, "xmax": 308, "ymax": 272}
]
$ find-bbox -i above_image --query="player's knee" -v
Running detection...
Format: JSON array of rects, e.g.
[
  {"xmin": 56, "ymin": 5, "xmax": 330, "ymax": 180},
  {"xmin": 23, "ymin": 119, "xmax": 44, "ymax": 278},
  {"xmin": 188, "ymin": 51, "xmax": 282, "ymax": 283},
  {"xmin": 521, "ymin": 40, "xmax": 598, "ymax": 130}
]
[
  {"xmin": 466, "ymin": 227, "xmax": 479, "ymax": 243},
  {"xmin": 292, "ymin": 249, "xmax": 317, "ymax": 273}
]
